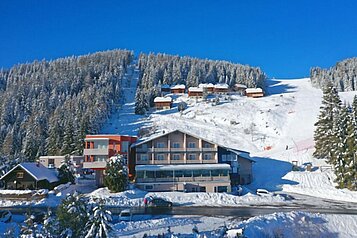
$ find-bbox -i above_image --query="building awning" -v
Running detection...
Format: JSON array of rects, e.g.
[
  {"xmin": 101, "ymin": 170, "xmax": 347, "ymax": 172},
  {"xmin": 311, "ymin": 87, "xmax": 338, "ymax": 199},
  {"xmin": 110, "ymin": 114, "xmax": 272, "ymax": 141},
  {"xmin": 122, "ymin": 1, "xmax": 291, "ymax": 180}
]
[{"xmin": 136, "ymin": 164, "xmax": 231, "ymax": 171}]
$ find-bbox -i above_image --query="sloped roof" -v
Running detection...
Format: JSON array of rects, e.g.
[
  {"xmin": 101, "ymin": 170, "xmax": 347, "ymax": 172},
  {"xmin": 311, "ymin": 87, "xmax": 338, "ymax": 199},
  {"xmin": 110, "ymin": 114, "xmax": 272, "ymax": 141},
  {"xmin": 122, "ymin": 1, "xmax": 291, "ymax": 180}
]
[
  {"xmin": 154, "ymin": 97, "xmax": 172, "ymax": 103},
  {"xmin": 171, "ymin": 84, "xmax": 186, "ymax": 89},
  {"xmin": 214, "ymin": 83, "xmax": 229, "ymax": 89},
  {"xmin": 246, "ymin": 88, "xmax": 263, "ymax": 94},
  {"xmin": 0, "ymin": 163, "xmax": 59, "ymax": 183},
  {"xmin": 188, "ymin": 87, "xmax": 203, "ymax": 92},
  {"xmin": 131, "ymin": 129, "xmax": 250, "ymax": 155}
]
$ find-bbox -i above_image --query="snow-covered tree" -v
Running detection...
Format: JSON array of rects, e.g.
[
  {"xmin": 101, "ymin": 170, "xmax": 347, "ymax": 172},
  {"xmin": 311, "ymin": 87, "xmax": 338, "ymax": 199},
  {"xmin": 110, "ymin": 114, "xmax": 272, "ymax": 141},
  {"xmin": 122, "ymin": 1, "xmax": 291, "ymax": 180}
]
[
  {"xmin": 57, "ymin": 192, "xmax": 89, "ymax": 237},
  {"xmin": 42, "ymin": 209, "xmax": 59, "ymax": 238},
  {"xmin": 57, "ymin": 155, "xmax": 75, "ymax": 184},
  {"xmin": 84, "ymin": 199, "xmax": 113, "ymax": 238},
  {"xmin": 20, "ymin": 212, "xmax": 38, "ymax": 238},
  {"xmin": 104, "ymin": 155, "xmax": 128, "ymax": 192},
  {"xmin": 313, "ymin": 82, "xmax": 341, "ymax": 161}
]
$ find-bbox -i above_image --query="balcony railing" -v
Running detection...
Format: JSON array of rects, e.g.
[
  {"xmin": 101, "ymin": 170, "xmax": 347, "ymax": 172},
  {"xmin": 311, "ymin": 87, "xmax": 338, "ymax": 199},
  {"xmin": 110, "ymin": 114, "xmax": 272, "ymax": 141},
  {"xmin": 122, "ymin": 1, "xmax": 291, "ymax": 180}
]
[
  {"xmin": 83, "ymin": 148, "xmax": 109, "ymax": 156},
  {"xmin": 137, "ymin": 147, "xmax": 218, "ymax": 153},
  {"xmin": 83, "ymin": 161, "xmax": 107, "ymax": 169}
]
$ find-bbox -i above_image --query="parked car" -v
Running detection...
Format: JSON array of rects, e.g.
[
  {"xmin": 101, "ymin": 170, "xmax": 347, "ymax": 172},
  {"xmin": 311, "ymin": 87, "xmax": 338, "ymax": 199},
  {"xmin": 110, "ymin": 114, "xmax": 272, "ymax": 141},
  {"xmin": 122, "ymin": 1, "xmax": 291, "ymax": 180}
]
[
  {"xmin": 256, "ymin": 189, "xmax": 273, "ymax": 197},
  {"xmin": 119, "ymin": 209, "xmax": 132, "ymax": 222},
  {"xmin": 0, "ymin": 210, "xmax": 12, "ymax": 223},
  {"xmin": 147, "ymin": 198, "xmax": 173, "ymax": 208}
]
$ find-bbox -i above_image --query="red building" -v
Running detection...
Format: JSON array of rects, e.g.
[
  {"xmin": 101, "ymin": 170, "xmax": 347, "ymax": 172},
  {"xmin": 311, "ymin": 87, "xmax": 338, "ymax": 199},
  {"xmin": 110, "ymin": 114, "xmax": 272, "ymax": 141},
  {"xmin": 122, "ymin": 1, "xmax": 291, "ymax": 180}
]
[{"xmin": 83, "ymin": 135, "xmax": 137, "ymax": 186}]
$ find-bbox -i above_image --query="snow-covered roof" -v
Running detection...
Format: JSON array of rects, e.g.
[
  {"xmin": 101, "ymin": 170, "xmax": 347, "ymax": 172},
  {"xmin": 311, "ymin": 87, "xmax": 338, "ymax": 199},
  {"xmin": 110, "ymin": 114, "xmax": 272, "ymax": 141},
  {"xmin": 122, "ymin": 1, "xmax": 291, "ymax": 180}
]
[
  {"xmin": 171, "ymin": 84, "xmax": 186, "ymax": 89},
  {"xmin": 214, "ymin": 84, "xmax": 229, "ymax": 89},
  {"xmin": 234, "ymin": 83, "xmax": 247, "ymax": 89},
  {"xmin": 228, "ymin": 149, "xmax": 256, "ymax": 163},
  {"xmin": 136, "ymin": 164, "xmax": 231, "ymax": 171},
  {"xmin": 0, "ymin": 163, "xmax": 59, "ymax": 183},
  {"xmin": 154, "ymin": 97, "xmax": 172, "ymax": 103},
  {"xmin": 198, "ymin": 83, "xmax": 214, "ymax": 88},
  {"xmin": 132, "ymin": 129, "xmax": 250, "ymax": 155},
  {"xmin": 246, "ymin": 88, "xmax": 263, "ymax": 94},
  {"xmin": 188, "ymin": 87, "xmax": 203, "ymax": 92}
]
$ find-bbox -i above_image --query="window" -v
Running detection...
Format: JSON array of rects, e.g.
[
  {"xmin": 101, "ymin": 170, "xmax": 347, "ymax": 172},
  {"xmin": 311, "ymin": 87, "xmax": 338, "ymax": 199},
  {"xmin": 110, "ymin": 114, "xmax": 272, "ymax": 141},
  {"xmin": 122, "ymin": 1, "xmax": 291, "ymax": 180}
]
[
  {"xmin": 144, "ymin": 171, "xmax": 155, "ymax": 178},
  {"xmin": 188, "ymin": 154, "xmax": 196, "ymax": 160},
  {"xmin": 48, "ymin": 159, "xmax": 55, "ymax": 165},
  {"xmin": 122, "ymin": 141, "xmax": 129, "ymax": 153},
  {"xmin": 203, "ymin": 142, "xmax": 212, "ymax": 148},
  {"xmin": 156, "ymin": 154, "xmax": 165, "ymax": 160},
  {"xmin": 222, "ymin": 155, "xmax": 227, "ymax": 162},
  {"xmin": 172, "ymin": 142, "xmax": 180, "ymax": 148},
  {"xmin": 140, "ymin": 154, "xmax": 148, "ymax": 161},
  {"xmin": 203, "ymin": 154, "xmax": 212, "ymax": 160},
  {"xmin": 141, "ymin": 143, "xmax": 148, "ymax": 149},
  {"xmin": 16, "ymin": 172, "xmax": 24, "ymax": 178},
  {"xmin": 188, "ymin": 142, "xmax": 196, "ymax": 148},
  {"xmin": 216, "ymin": 186, "xmax": 228, "ymax": 193},
  {"xmin": 156, "ymin": 142, "xmax": 165, "ymax": 148},
  {"xmin": 201, "ymin": 170, "xmax": 210, "ymax": 177},
  {"xmin": 200, "ymin": 186, "xmax": 206, "ymax": 192},
  {"xmin": 172, "ymin": 154, "xmax": 180, "ymax": 160},
  {"xmin": 183, "ymin": 170, "xmax": 193, "ymax": 177},
  {"xmin": 145, "ymin": 185, "xmax": 154, "ymax": 190},
  {"xmin": 136, "ymin": 171, "xmax": 144, "ymax": 178}
]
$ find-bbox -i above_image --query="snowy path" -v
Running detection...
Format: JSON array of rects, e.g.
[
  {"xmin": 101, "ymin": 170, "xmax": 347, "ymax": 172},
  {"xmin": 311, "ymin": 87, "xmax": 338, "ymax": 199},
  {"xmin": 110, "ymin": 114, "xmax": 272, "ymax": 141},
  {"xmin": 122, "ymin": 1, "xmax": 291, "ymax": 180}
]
[{"xmin": 100, "ymin": 59, "xmax": 146, "ymax": 136}]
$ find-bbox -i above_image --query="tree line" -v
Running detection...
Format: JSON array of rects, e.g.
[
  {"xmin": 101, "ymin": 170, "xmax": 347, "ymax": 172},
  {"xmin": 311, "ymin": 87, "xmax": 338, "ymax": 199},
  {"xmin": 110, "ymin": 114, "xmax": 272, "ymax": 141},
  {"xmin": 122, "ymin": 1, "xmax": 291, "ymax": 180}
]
[
  {"xmin": 0, "ymin": 49, "xmax": 133, "ymax": 169},
  {"xmin": 135, "ymin": 53, "xmax": 266, "ymax": 114},
  {"xmin": 310, "ymin": 57, "xmax": 357, "ymax": 92},
  {"xmin": 314, "ymin": 82, "xmax": 357, "ymax": 190}
]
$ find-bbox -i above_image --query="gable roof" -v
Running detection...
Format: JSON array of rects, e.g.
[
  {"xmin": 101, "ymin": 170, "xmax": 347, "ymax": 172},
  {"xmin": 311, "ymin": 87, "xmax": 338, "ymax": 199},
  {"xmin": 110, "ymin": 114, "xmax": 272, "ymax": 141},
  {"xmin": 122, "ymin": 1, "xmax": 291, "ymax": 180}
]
[
  {"xmin": 131, "ymin": 129, "xmax": 250, "ymax": 155},
  {"xmin": 0, "ymin": 163, "xmax": 59, "ymax": 183},
  {"xmin": 246, "ymin": 88, "xmax": 263, "ymax": 94},
  {"xmin": 154, "ymin": 97, "xmax": 172, "ymax": 103}
]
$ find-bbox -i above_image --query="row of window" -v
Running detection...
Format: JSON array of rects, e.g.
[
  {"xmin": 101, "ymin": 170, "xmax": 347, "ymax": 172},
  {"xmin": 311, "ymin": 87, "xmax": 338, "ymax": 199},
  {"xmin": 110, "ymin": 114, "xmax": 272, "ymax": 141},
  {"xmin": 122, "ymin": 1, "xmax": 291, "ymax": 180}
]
[
  {"xmin": 141, "ymin": 142, "xmax": 213, "ymax": 149},
  {"xmin": 139, "ymin": 154, "xmax": 214, "ymax": 161},
  {"xmin": 136, "ymin": 169, "xmax": 229, "ymax": 179}
]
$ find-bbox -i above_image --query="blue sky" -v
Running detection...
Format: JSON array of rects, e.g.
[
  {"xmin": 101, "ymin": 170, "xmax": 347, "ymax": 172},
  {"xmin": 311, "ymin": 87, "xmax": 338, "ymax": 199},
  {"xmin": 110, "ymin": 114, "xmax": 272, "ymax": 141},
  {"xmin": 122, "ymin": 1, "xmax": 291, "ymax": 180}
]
[{"xmin": 1, "ymin": 0, "xmax": 357, "ymax": 78}]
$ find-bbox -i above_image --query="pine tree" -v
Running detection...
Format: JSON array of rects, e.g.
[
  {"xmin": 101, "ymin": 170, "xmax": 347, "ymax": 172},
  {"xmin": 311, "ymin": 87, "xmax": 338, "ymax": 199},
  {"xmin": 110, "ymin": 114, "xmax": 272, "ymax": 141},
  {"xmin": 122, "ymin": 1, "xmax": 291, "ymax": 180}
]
[
  {"xmin": 313, "ymin": 82, "xmax": 342, "ymax": 161},
  {"xmin": 20, "ymin": 212, "xmax": 38, "ymax": 238},
  {"xmin": 57, "ymin": 192, "xmax": 89, "ymax": 238},
  {"xmin": 104, "ymin": 155, "xmax": 128, "ymax": 192},
  {"xmin": 57, "ymin": 155, "xmax": 75, "ymax": 184},
  {"xmin": 343, "ymin": 111, "xmax": 357, "ymax": 190},
  {"xmin": 84, "ymin": 199, "xmax": 113, "ymax": 238},
  {"xmin": 42, "ymin": 209, "xmax": 59, "ymax": 238}
]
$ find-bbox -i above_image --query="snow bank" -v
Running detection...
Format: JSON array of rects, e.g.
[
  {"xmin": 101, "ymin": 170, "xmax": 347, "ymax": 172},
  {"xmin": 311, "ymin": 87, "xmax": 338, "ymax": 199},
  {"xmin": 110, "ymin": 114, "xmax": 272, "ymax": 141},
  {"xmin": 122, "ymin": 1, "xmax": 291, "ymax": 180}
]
[
  {"xmin": 227, "ymin": 211, "xmax": 357, "ymax": 238},
  {"xmin": 88, "ymin": 188, "xmax": 286, "ymax": 207}
]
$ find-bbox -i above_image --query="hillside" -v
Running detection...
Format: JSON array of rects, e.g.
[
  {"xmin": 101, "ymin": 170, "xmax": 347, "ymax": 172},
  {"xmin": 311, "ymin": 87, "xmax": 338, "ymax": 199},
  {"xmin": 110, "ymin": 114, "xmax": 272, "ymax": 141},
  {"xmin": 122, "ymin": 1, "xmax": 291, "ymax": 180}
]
[
  {"xmin": 310, "ymin": 57, "xmax": 357, "ymax": 91},
  {"xmin": 103, "ymin": 77, "xmax": 357, "ymax": 203},
  {"xmin": 0, "ymin": 50, "xmax": 133, "ymax": 169}
]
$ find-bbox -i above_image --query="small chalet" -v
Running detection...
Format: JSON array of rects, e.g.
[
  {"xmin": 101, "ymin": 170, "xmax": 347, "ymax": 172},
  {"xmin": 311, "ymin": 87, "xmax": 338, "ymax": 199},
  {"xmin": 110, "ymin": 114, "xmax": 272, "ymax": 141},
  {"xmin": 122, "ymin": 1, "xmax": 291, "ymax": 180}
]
[
  {"xmin": 170, "ymin": 85, "xmax": 186, "ymax": 94},
  {"xmin": 198, "ymin": 83, "xmax": 214, "ymax": 93},
  {"xmin": 161, "ymin": 84, "xmax": 171, "ymax": 93},
  {"xmin": 246, "ymin": 88, "xmax": 264, "ymax": 98},
  {"xmin": 214, "ymin": 84, "xmax": 229, "ymax": 94},
  {"xmin": 0, "ymin": 163, "xmax": 59, "ymax": 190},
  {"xmin": 234, "ymin": 84, "xmax": 247, "ymax": 95},
  {"xmin": 154, "ymin": 96, "xmax": 173, "ymax": 110},
  {"xmin": 188, "ymin": 87, "xmax": 204, "ymax": 98}
]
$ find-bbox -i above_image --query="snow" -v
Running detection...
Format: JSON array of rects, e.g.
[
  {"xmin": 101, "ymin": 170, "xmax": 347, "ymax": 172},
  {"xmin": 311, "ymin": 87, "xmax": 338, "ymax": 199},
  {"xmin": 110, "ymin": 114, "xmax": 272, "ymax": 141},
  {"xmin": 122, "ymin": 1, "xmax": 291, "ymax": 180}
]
[
  {"xmin": 0, "ymin": 163, "xmax": 59, "ymax": 183},
  {"xmin": 245, "ymin": 88, "xmax": 263, "ymax": 93},
  {"xmin": 188, "ymin": 87, "xmax": 203, "ymax": 92},
  {"xmin": 214, "ymin": 83, "xmax": 229, "ymax": 89},
  {"xmin": 171, "ymin": 84, "xmax": 186, "ymax": 89},
  {"xmin": 154, "ymin": 96, "xmax": 172, "ymax": 103},
  {"xmin": 88, "ymin": 187, "xmax": 286, "ymax": 207},
  {"xmin": 227, "ymin": 211, "xmax": 357, "ymax": 238}
]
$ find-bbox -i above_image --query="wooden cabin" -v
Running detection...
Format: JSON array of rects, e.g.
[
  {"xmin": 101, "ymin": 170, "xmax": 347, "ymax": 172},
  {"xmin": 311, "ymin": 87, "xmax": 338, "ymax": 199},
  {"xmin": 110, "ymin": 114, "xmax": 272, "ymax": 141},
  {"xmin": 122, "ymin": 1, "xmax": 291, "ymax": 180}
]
[
  {"xmin": 154, "ymin": 97, "xmax": 173, "ymax": 110},
  {"xmin": 188, "ymin": 87, "xmax": 204, "ymax": 98},
  {"xmin": 246, "ymin": 88, "xmax": 264, "ymax": 98},
  {"xmin": 214, "ymin": 84, "xmax": 229, "ymax": 94},
  {"xmin": 0, "ymin": 163, "xmax": 59, "ymax": 190},
  {"xmin": 198, "ymin": 83, "xmax": 214, "ymax": 93},
  {"xmin": 170, "ymin": 85, "xmax": 186, "ymax": 94},
  {"xmin": 234, "ymin": 84, "xmax": 248, "ymax": 95}
]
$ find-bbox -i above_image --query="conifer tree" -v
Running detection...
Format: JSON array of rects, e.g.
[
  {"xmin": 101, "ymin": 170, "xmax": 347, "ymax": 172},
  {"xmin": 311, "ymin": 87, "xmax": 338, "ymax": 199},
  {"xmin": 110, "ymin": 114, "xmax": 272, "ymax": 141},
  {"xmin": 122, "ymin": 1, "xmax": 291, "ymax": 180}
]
[
  {"xmin": 57, "ymin": 156, "xmax": 75, "ymax": 184},
  {"xmin": 104, "ymin": 155, "xmax": 128, "ymax": 192},
  {"xmin": 313, "ymin": 82, "xmax": 342, "ymax": 161},
  {"xmin": 84, "ymin": 199, "xmax": 113, "ymax": 238}
]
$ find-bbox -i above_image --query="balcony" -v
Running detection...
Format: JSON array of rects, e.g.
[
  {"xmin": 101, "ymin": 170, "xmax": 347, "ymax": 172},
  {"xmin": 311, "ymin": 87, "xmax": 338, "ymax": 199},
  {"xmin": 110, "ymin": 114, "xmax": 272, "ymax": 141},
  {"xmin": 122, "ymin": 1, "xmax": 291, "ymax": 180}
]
[
  {"xmin": 170, "ymin": 159, "xmax": 185, "ymax": 164},
  {"xmin": 83, "ymin": 148, "xmax": 109, "ymax": 156},
  {"xmin": 202, "ymin": 147, "xmax": 217, "ymax": 152},
  {"xmin": 83, "ymin": 161, "xmax": 107, "ymax": 169}
]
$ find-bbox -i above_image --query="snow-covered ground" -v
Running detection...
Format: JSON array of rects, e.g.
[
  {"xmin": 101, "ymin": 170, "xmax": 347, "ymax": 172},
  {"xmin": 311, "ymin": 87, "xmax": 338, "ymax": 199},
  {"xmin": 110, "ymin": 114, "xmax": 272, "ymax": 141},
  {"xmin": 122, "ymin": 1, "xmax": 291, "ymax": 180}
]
[{"xmin": 137, "ymin": 78, "xmax": 357, "ymax": 204}]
